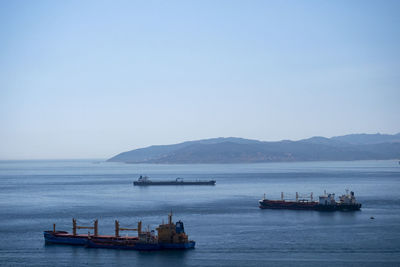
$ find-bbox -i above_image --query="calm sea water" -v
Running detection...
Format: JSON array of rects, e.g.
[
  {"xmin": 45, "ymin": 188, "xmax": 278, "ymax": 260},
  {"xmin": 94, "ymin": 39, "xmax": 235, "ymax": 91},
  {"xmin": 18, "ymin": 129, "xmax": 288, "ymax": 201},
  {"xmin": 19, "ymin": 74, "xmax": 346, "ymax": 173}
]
[{"xmin": 0, "ymin": 160, "xmax": 399, "ymax": 266}]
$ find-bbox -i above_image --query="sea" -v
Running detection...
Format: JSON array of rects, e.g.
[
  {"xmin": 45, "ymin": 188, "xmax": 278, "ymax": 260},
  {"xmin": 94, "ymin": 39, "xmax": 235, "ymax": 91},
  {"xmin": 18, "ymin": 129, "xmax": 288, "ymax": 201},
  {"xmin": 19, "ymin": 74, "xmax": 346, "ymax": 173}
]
[{"xmin": 0, "ymin": 160, "xmax": 399, "ymax": 266}]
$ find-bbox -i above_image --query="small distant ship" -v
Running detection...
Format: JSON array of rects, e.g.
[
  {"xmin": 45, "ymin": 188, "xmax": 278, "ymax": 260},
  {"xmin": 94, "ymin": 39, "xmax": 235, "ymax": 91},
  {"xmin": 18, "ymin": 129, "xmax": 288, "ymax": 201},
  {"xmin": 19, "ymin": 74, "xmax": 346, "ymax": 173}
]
[
  {"xmin": 259, "ymin": 190, "xmax": 362, "ymax": 211},
  {"xmin": 133, "ymin": 175, "xmax": 216, "ymax": 186},
  {"xmin": 44, "ymin": 213, "xmax": 195, "ymax": 250}
]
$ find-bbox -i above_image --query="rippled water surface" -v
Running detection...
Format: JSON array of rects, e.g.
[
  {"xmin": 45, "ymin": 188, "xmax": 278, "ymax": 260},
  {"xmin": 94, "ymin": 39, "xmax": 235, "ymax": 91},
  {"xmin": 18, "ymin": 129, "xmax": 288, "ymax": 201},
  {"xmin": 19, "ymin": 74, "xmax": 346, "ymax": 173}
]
[{"xmin": 0, "ymin": 160, "xmax": 399, "ymax": 266}]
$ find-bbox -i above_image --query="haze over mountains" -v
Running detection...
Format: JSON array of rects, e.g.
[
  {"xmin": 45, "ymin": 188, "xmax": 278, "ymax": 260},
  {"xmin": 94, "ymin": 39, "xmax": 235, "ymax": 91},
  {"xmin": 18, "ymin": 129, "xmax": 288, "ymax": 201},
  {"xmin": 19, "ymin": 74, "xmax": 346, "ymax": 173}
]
[{"xmin": 107, "ymin": 133, "xmax": 400, "ymax": 164}]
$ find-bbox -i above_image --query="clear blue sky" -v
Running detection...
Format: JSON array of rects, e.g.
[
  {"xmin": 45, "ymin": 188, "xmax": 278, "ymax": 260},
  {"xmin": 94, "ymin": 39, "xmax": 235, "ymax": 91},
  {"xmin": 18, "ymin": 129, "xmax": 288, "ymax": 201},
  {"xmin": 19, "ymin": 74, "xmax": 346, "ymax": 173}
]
[{"xmin": 0, "ymin": 0, "xmax": 399, "ymax": 159}]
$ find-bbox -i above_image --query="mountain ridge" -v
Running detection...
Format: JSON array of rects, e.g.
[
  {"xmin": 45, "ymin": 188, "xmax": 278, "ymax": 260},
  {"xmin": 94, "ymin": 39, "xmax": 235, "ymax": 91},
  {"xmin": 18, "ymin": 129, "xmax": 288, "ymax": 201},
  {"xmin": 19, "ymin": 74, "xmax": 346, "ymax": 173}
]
[{"xmin": 107, "ymin": 133, "xmax": 400, "ymax": 164}]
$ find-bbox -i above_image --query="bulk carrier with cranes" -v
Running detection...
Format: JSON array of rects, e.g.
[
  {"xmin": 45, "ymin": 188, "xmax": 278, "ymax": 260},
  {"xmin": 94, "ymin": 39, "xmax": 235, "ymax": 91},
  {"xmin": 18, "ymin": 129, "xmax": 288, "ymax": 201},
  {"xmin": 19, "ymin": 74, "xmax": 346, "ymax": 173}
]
[{"xmin": 43, "ymin": 212, "xmax": 195, "ymax": 250}]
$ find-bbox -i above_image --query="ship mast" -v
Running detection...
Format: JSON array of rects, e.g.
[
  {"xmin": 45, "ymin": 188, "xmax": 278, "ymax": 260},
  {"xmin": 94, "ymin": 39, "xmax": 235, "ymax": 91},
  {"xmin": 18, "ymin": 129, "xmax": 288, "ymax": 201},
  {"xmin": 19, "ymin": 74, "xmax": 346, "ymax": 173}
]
[{"xmin": 168, "ymin": 211, "xmax": 173, "ymax": 225}]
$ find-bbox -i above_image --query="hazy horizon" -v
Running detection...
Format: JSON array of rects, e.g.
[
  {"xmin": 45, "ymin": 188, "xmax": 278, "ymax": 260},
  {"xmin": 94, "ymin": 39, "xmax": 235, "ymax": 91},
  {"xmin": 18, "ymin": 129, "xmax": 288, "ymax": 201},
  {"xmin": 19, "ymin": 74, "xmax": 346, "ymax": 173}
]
[
  {"xmin": 0, "ymin": 132, "xmax": 398, "ymax": 161},
  {"xmin": 1, "ymin": 1, "xmax": 399, "ymax": 160}
]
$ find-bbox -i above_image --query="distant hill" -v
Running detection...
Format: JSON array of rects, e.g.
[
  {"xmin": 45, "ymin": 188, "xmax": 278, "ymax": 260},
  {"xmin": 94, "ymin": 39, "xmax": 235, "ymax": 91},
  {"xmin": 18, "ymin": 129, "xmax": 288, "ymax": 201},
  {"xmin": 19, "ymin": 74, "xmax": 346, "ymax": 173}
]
[
  {"xmin": 331, "ymin": 133, "xmax": 400, "ymax": 145},
  {"xmin": 107, "ymin": 133, "xmax": 400, "ymax": 164}
]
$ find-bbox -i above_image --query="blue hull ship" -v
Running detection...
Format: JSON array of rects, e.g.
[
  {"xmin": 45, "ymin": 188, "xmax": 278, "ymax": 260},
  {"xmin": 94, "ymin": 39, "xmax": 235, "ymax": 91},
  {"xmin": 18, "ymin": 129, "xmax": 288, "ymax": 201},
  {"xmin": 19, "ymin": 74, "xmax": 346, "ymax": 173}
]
[{"xmin": 44, "ymin": 213, "xmax": 195, "ymax": 251}]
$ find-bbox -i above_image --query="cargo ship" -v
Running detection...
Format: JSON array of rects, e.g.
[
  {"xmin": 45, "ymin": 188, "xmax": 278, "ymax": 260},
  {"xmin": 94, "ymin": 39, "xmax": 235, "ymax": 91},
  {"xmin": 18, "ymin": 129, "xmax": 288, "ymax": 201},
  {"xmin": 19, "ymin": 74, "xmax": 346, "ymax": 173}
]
[
  {"xmin": 259, "ymin": 190, "xmax": 362, "ymax": 211},
  {"xmin": 44, "ymin": 213, "xmax": 195, "ymax": 250},
  {"xmin": 133, "ymin": 175, "xmax": 216, "ymax": 186}
]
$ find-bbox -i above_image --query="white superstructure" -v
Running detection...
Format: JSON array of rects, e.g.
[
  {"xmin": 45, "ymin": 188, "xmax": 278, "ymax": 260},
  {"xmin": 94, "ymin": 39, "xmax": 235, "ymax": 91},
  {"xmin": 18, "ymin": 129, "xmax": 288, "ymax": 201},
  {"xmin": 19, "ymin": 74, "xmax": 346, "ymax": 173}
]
[{"xmin": 319, "ymin": 191, "xmax": 336, "ymax": 205}]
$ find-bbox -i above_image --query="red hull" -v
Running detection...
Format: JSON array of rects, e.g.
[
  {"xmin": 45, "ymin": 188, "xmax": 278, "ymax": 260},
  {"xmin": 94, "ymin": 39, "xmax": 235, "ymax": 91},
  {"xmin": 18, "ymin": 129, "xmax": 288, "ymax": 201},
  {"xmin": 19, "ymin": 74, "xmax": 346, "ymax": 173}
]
[{"xmin": 259, "ymin": 200, "xmax": 318, "ymax": 210}]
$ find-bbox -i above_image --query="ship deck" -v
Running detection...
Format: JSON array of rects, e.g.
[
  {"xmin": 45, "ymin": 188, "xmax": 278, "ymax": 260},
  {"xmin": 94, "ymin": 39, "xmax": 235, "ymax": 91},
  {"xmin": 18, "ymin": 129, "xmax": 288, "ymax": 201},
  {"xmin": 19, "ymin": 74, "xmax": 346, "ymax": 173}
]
[{"xmin": 50, "ymin": 232, "xmax": 139, "ymax": 240}]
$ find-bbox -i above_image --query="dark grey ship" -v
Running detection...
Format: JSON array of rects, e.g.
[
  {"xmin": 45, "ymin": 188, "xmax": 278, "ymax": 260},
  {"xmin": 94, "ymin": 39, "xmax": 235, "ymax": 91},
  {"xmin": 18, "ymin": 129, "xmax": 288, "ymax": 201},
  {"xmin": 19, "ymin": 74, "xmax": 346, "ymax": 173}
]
[
  {"xmin": 259, "ymin": 190, "xmax": 362, "ymax": 211},
  {"xmin": 133, "ymin": 175, "xmax": 216, "ymax": 186}
]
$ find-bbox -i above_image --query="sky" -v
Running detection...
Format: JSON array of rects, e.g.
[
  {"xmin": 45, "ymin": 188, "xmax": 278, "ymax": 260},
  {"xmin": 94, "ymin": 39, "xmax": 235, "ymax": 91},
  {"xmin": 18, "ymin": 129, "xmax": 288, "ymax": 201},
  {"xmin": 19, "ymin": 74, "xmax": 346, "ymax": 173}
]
[{"xmin": 0, "ymin": 0, "xmax": 399, "ymax": 160}]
